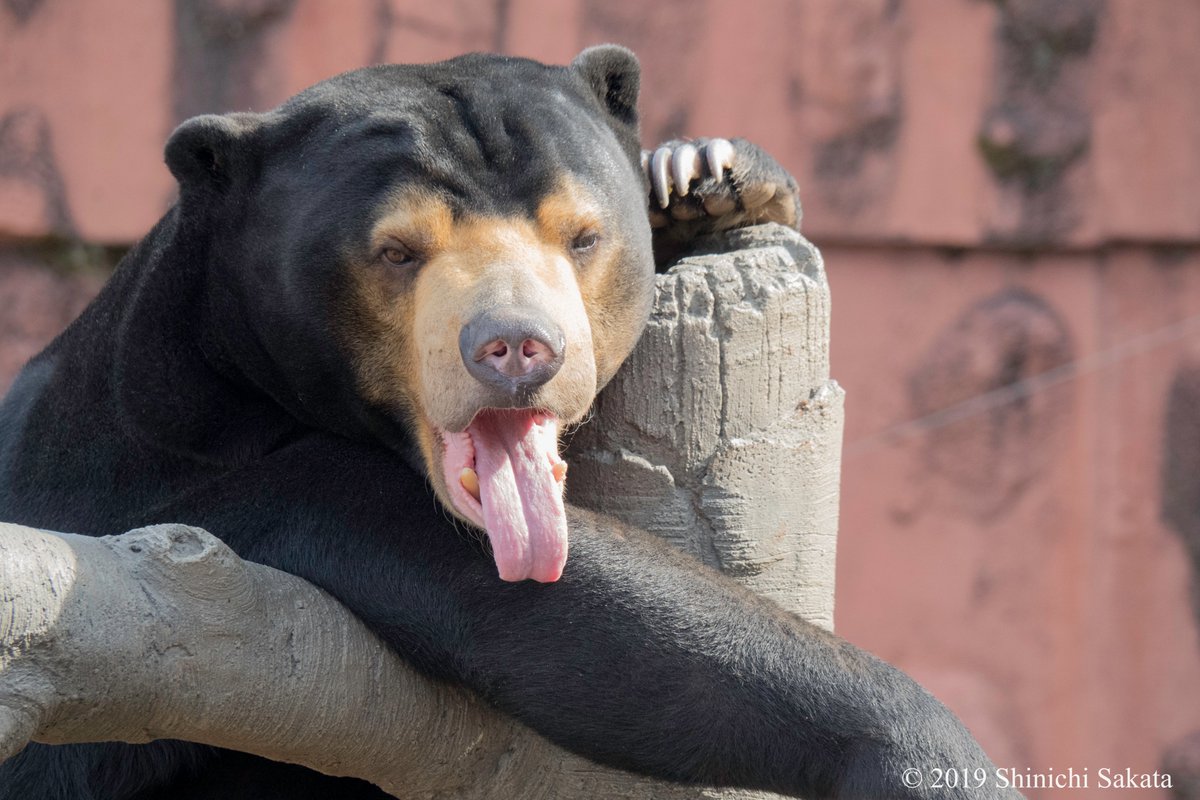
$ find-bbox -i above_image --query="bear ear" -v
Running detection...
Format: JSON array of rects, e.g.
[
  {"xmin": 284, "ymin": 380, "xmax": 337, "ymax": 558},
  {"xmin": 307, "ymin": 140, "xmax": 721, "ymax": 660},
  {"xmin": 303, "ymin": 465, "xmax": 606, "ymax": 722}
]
[
  {"xmin": 572, "ymin": 45, "xmax": 641, "ymax": 129},
  {"xmin": 165, "ymin": 112, "xmax": 261, "ymax": 191}
]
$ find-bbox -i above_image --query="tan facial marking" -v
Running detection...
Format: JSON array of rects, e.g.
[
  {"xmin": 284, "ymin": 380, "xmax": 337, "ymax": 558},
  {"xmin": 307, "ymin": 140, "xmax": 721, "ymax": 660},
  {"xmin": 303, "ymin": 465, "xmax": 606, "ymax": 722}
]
[
  {"xmin": 342, "ymin": 179, "xmax": 650, "ymax": 518},
  {"xmin": 535, "ymin": 176, "xmax": 603, "ymax": 247},
  {"xmin": 342, "ymin": 191, "xmax": 455, "ymax": 417},
  {"xmin": 371, "ymin": 189, "xmax": 455, "ymax": 258},
  {"xmin": 412, "ymin": 213, "xmax": 597, "ymax": 432},
  {"xmin": 537, "ymin": 175, "xmax": 652, "ymax": 388}
]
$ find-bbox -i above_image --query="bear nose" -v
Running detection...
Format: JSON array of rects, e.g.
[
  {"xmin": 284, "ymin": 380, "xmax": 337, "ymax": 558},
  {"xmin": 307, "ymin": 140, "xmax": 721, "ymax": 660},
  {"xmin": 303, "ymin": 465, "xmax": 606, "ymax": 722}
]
[{"xmin": 459, "ymin": 308, "xmax": 565, "ymax": 394}]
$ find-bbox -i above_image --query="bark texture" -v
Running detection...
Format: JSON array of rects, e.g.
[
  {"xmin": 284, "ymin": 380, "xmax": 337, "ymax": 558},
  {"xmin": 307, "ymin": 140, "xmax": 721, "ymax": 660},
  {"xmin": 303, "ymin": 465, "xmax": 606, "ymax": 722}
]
[
  {"xmin": 0, "ymin": 223, "xmax": 841, "ymax": 798},
  {"xmin": 569, "ymin": 223, "xmax": 841, "ymax": 630}
]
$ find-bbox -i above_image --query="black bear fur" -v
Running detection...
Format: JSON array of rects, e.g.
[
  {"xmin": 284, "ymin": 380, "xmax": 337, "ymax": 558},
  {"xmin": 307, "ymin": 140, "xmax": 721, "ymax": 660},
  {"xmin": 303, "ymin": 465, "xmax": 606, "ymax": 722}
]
[{"xmin": 0, "ymin": 48, "xmax": 1017, "ymax": 799}]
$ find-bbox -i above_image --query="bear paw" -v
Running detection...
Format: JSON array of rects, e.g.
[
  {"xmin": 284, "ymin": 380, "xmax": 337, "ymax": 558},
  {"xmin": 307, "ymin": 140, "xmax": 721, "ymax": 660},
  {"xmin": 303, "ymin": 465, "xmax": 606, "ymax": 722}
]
[{"xmin": 641, "ymin": 137, "xmax": 800, "ymax": 233}]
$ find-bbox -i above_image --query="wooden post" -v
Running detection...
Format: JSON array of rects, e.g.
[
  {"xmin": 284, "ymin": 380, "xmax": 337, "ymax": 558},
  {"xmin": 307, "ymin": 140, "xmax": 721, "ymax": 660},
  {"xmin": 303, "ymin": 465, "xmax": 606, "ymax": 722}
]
[{"xmin": 569, "ymin": 222, "xmax": 842, "ymax": 629}]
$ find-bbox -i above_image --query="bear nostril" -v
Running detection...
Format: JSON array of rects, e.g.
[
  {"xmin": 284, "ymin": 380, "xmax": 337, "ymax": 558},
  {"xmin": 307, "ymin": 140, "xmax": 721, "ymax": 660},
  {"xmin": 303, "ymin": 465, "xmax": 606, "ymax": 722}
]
[
  {"xmin": 476, "ymin": 340, "xmax": 509, "ymax": 361},
  {"xmin": 522, "ymin": 339, "xmax": 551, "ymax": 362}
]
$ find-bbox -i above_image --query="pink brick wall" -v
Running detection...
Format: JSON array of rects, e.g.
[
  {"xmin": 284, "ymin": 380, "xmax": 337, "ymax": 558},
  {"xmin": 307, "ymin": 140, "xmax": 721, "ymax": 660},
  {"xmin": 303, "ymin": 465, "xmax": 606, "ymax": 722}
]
[{"xmin": 3, "ymin": 2, "xmax": 1199, "ymax": 796}]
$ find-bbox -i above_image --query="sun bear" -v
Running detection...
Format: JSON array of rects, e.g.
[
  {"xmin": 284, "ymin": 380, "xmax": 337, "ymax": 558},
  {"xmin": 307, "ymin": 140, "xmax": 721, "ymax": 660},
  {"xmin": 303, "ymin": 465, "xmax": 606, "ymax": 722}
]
[{"xmin": 0, "ymin": 47, "xmax": 1019, "ymax": 799}]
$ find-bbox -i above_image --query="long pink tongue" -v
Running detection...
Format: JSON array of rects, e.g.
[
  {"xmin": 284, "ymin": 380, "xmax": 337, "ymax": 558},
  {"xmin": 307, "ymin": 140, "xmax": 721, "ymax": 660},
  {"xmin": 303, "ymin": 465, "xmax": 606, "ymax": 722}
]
[{"xmin": 469, "ymin": 410, "xmax": 567, "ymax": 582}]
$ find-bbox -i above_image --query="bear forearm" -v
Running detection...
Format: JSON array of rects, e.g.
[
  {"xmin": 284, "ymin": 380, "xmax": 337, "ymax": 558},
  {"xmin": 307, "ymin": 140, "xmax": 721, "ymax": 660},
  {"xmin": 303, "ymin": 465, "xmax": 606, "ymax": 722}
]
[
  {"xmin": 219, "ymin": 461, "xmax": 1012, "ymax": 799},
  {"xmin": 458, "ymin": 508, "xmax": 1020, "ymax": 799}
]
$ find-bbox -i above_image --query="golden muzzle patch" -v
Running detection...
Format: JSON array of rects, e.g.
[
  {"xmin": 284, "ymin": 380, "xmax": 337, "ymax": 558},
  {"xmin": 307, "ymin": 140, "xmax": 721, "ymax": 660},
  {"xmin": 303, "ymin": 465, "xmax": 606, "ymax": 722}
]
[{"xmin": 347, "ymin": 184, "xmax": 619, "ymax": 582}]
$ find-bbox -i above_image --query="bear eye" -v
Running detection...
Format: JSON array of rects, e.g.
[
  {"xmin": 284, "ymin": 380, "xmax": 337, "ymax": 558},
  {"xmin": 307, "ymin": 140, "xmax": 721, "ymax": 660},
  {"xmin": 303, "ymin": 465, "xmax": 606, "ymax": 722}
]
[
  {"xmin": 380, "ymin": 245, "xmax": 415, "ymax": 267},
  {"xmin": 571, "ymin": 231, "xmax": 599, "ymax": 253}
]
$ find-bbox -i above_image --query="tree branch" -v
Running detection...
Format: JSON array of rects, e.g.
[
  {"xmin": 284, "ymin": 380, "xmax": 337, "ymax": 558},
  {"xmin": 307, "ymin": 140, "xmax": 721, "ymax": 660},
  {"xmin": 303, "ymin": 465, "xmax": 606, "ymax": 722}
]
[{"xmin": 0, "ymin": 522, "xmax": 694, "ymax": 798}]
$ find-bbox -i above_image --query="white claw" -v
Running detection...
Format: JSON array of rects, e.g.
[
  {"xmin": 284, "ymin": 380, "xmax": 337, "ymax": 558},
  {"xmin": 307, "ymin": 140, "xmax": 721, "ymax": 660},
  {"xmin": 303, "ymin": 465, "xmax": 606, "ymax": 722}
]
[
  {"xmin": 640, "ymin": 149, "xmax": 651, "ymax": 182},
  {"xmin": 671, "ymin": 143, "xmax": 701, "ymax": 197},
  {"xmin": 651, "ymin": 147, "xmax": 673, "ymax": 209},
  {"xmin": 705, "ymin": 138, "xmax": 735, "ymax": 182}
]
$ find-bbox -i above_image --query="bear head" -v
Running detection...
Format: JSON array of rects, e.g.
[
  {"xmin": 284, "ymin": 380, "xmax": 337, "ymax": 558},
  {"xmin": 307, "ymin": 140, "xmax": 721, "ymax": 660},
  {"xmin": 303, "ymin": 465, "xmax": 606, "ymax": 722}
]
[{"xmin": 162, "ymin": 46, "xmax": 654, "ymax": 583}]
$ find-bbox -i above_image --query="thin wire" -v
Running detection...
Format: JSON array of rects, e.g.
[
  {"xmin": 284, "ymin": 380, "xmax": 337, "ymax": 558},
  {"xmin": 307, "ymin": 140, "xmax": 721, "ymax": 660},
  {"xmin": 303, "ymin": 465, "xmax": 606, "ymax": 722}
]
[{"xmin": 842, "ymin": 309, "xmax": 1200, "ymax": 459}]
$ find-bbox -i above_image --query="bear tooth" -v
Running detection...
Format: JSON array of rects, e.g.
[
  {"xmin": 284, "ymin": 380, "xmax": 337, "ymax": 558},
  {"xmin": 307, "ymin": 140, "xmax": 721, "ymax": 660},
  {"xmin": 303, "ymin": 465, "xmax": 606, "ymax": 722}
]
[
  {"xmin": 460, "ymin": 468, "xmax": 480, "ymax": 501},
  {"xmin": 552, "ymin": 461, "xmax": 568, "ymax": 482}
]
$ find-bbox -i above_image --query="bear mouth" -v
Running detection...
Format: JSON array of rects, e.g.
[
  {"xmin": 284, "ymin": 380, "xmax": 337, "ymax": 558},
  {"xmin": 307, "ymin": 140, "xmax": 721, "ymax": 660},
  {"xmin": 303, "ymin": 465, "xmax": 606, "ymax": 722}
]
[{"xmin": 440, "ymin": 408, "xmax": 569, "ymax": 583}]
